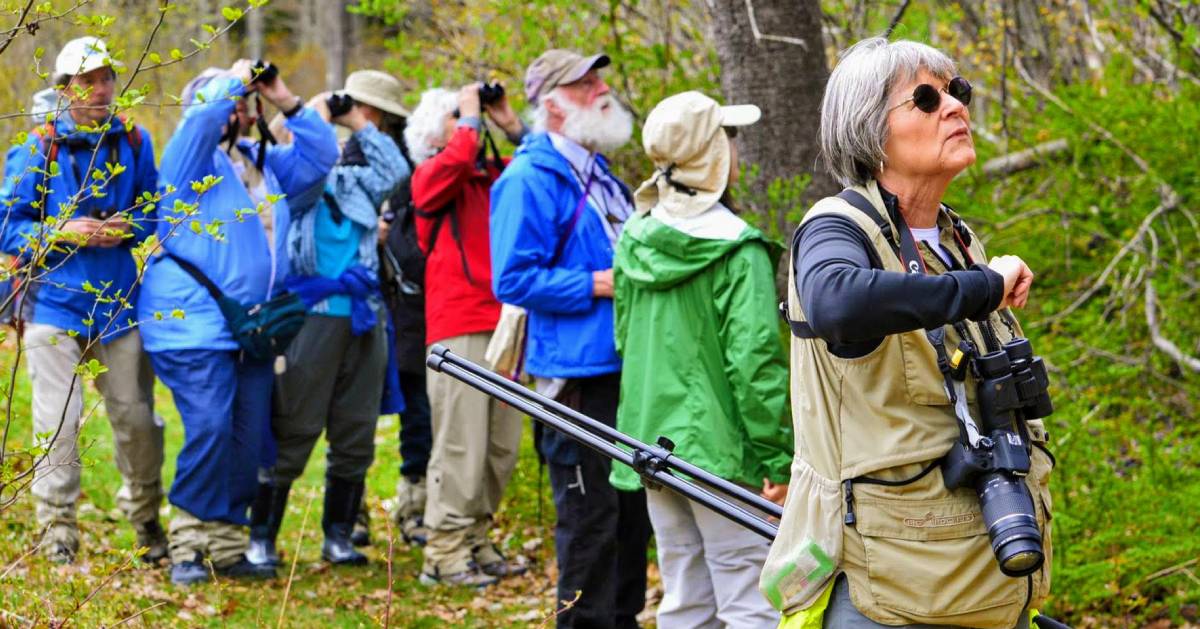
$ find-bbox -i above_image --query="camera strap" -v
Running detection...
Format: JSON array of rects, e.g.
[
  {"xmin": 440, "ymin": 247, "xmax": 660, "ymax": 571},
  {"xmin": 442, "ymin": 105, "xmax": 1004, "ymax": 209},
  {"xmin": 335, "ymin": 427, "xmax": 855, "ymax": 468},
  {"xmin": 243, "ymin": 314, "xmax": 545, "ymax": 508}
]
[{"xmin": 835, "ymin": 189, "xmax": 985, "ymax": 443}]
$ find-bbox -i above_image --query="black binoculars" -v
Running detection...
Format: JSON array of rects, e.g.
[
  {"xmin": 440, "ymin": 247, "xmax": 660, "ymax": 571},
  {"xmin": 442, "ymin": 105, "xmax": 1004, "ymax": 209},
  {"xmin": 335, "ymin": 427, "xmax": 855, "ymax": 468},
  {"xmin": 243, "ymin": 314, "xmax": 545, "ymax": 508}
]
[
  {"xmin": 251, "ymin": 60, "xmax": 279, "ymax": 86},
  {"xmin": 326, "ymin": 92, "xmax": 354, "ymax": 118}
]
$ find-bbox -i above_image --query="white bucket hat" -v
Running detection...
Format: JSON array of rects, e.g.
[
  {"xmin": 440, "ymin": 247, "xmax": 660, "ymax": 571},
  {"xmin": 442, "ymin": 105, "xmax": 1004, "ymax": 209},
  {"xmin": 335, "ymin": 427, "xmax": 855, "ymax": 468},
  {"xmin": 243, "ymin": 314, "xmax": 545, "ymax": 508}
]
[
  {"xmin": 55, "ymin": 37, "xmax": 122, "ymax": 79},
  {"xmin": 634, "ymin": 91, "xmax": 761, "ymax": 218},
  {"xmin": 342, "ymin": 70, "xmax": 410, "ymax": 118}
]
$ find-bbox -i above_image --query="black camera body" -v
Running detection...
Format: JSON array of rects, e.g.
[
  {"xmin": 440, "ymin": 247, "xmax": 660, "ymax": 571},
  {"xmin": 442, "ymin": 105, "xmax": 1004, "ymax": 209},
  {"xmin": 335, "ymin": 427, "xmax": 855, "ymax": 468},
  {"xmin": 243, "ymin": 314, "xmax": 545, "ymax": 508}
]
[
  {"xmin": 251, "ymin": 60, "xmax": 279, "ymax": 86},
  {"xmin": 478, "ymin": 82, "xmax": 505, "ymax": 106},
  {"xmin": 326, "ymin": 92, "xmax": 354, "ymax": 118},
  {"xmin": 941, "ymin": 334, "xmax": 1053, "ymax": 578}
]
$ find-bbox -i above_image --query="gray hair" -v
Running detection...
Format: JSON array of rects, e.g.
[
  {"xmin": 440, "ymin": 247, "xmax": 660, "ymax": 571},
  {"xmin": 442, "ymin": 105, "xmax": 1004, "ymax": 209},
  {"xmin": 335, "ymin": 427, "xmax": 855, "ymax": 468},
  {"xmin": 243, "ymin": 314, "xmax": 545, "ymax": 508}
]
[{"xmin": 819, "ymin": 37, "xmax": 957, "ymax": 187}]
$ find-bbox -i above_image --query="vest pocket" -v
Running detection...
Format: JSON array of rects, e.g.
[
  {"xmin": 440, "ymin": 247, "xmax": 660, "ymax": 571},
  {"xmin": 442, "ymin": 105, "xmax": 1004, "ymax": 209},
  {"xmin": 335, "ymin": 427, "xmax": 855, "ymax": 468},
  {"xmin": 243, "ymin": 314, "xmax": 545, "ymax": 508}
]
[
  {"xmin": 759, "ymin": 458, "xmax": 842, "ymax": 613},
  {"xmin": 851, "ymin": 489, "xmax": 1026, "ymax": 622}
]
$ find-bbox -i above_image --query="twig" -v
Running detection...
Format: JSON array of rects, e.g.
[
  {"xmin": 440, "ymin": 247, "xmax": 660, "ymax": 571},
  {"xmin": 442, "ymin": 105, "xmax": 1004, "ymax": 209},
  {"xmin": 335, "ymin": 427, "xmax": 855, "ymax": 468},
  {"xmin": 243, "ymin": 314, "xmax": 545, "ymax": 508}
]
[
  {"xmin": 110, "ymin": 601, "xmax": 168, "ymax": 627},
  {"xmin": 1141, "ymin": 557, "xmax": 1199, "ymax": 583},
  {"xmin": 743, "ymin": 0, "xmax": 808, "ymax": 49},
  {"xmin": 382, "ymin": 502, "xmax": 394, "ymax": 628},
  {"xmin": 884, "ymin": 0, "xmax": 912, "ymax": 37},
  {"xmin": 981, "ymin": 139, "xmax": 1070, "ymax": 178},
  {"xmin": 277, "ymin": 488, "xmax": 316, "ymax": 628},
  {"xmin": 1144, "ymin": 230, "xmax": 1200, "ymax": 373}
]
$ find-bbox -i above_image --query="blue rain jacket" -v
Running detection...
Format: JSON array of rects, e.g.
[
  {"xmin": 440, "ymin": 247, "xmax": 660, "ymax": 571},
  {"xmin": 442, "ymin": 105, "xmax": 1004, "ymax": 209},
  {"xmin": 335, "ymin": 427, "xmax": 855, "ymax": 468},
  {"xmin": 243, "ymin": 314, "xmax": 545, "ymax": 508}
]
[
  {"xmin": 137, "ymin": 77, "xmax": 338, "ymax": 352},
  {"xmin": 489, "ymin": 132, "xmax": 625, "ymax": 378},
  {"xmin": 0, "ymin": 113, "xmax": 158, "ymax": 342}
]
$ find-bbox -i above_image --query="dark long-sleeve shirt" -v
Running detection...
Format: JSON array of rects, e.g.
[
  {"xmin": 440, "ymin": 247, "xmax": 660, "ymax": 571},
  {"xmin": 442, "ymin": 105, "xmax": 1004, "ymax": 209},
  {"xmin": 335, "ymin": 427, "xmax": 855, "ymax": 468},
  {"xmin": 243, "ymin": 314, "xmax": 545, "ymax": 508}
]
[{"xmin": 792, "ymin": 214, "xmax": 1004, "ymax": 358}]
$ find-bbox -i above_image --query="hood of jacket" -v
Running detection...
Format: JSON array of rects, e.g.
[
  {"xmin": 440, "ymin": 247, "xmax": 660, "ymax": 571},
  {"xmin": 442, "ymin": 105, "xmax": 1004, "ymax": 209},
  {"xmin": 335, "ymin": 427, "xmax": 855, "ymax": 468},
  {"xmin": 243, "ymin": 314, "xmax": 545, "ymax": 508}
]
[{"xmin": 616, "ymin": 203, "xmax": 779, "ymax": 290}]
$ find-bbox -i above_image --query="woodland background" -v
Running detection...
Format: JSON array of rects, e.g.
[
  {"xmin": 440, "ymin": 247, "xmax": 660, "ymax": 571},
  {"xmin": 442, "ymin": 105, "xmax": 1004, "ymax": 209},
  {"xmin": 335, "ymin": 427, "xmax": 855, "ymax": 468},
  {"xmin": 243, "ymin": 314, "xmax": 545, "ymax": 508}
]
[{"xmin": 0, "ymin": 0, "xmax": 1197, "ymax": 627}]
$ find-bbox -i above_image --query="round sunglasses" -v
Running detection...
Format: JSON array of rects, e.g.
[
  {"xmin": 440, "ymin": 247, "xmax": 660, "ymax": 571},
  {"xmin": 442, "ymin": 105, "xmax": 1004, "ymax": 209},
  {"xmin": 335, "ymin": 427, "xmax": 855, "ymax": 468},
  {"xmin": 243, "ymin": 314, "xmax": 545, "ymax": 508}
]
[{"xmin": 890, "ymin": 76, "xmax": 972, "ymax": 113}]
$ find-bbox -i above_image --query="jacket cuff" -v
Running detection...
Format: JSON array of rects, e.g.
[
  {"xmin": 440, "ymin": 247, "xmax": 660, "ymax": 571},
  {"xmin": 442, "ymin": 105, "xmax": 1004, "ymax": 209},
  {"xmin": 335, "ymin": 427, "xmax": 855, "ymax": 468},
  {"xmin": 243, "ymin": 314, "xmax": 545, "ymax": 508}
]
[
  {"xmin": 457, "ymin": 116, "xmax": 481, "ymax": 132},
  {"xmin": 968, "ymin": 262, "xmax": 1005, "ymax": 321}
]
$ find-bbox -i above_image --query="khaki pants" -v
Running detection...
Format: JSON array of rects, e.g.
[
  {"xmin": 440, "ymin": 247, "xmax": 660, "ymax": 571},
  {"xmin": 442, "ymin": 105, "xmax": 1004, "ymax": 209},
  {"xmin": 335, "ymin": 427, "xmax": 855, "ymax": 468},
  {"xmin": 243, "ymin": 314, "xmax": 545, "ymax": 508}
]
[
  {"xmin": 423, "ymin": 332, "xmax": 522, "ymax": 573},
  {"xmin": 25, "ymin": 323, "xmax": 164, "ymax": 528},
  {"xmin": 168, "ymin": 507, "xmax": 247, "ymax": 567}
]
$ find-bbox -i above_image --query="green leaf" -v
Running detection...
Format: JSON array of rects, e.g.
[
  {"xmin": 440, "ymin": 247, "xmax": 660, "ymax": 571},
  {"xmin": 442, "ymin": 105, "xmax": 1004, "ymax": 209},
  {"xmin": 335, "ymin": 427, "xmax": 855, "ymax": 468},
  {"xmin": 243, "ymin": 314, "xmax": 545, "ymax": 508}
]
[
  {"xmin": 148, "ymin": 52, "xmax": 162, "ymax": 64},
  {"xmin": 222, "ymin": 6, "xmax": 244, "ymax": 21},
  {"xmin": 169, "ymin": 48, "xmax": 183, "ymax": 60}
]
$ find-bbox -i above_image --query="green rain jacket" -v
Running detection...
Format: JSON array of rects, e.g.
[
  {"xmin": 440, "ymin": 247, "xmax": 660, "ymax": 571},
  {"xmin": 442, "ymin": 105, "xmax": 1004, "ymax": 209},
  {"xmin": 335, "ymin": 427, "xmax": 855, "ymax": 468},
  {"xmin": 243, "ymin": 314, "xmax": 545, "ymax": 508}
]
[{"xmin": 610, "ymin": 204, "xmax": 793, "ymax": 492}]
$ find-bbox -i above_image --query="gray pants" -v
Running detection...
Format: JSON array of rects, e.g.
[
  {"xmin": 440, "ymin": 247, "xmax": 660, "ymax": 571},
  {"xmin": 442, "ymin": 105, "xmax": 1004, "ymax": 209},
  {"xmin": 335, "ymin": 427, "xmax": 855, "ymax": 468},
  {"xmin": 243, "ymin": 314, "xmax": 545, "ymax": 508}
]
[
  {"xmin": 823, "ymin": 575, "xmax": 1031, "ymax": 629},
  {"xmin": 422, "ymin": 332, "xmax": 522, "ymax": 574},
  {"xmin": 25, "ymin": 323, "xmax": 163, "ymax": 529},
  {"xmin": 647, "ymin": 486, "xmax": 778, "ymax": 629},
  {"xmin": 272, "ymin": 315, "xmax": 388, "ymax": 483}
]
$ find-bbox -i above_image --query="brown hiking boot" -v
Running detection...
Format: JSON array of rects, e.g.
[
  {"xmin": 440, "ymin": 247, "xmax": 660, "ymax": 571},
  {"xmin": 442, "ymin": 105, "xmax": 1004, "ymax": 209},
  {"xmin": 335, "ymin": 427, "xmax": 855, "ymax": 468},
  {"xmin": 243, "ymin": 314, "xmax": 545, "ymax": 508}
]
[
  {"xmin": 40, "ymin": 522, "xmax": 79, "ymax": 564},
  {"xmin": 134, "ymin": 518, "xmax": 168, "ymax": 564},
  {"xmin": 419, "ymin": 564, "xmax": 499, "ymax": 588}
]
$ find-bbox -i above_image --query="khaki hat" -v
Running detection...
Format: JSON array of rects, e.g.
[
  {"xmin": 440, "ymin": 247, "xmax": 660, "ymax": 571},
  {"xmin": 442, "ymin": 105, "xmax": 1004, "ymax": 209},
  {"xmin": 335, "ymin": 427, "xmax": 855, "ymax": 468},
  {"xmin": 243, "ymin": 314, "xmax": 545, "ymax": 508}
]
[
  {"xmin": 343, "ymin": 70, "xmax": 410, "ymax": 118},
  {"xmin": 634, "ymin": 91, "xmax": 761, "ymax": 218},
  {"xmin": 524, "ymin": 49, "xmax": 610, "ymax": 103},
  {"xmin": 55, "ymin": 37, "xmax": 122, "ymax": 79}
]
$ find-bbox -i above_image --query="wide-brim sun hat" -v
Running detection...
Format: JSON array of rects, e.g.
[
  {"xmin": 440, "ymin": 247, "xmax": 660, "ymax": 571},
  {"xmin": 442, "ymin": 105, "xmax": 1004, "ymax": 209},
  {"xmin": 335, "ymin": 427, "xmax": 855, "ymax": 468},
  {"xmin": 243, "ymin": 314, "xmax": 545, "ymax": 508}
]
[
  {"xmin": 634, "ymin": 91, "xmax": 761, "ymax": 218},
  {"xmin": 342, "ymin": 70, "xmax": 410, "ymax": 118}
]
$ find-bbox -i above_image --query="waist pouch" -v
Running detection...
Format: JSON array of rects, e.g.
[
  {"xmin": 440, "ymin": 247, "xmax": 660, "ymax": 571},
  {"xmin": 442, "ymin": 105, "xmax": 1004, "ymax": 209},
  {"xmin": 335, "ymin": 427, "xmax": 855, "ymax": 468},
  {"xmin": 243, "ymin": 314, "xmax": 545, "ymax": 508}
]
[{"xmin": 165, "ymin": 253, "xmax": 306, "ymax": 361}]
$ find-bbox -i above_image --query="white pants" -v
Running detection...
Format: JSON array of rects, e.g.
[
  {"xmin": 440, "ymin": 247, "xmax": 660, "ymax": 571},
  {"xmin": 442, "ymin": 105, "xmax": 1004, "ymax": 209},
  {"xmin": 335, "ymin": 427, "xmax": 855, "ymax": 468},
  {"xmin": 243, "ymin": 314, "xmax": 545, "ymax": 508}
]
[
  {"xmin": 25, "ymin": 323, "xmax": 163, "ymax": 527},
  {"xmin": 647, "ymin": 486, "xmax": 779, "ymax": 629}
]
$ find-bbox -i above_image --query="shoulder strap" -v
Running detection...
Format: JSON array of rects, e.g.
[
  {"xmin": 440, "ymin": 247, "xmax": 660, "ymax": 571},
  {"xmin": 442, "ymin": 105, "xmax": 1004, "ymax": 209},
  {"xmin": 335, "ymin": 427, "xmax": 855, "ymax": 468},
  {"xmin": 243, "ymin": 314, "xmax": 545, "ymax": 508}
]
[
  {"xmin": 34, "ymin": 121, "xmax": 59, "ymax": 164},
  {"xmin": 836, "ymin": 189, "xmax": 898, "ymax": 255},
  {"xmin": 550, "ymin": 172, "xmax": 595, "ymax": 267},
  {"xmin": 164, "ymin": 252, "xmax": 225, "ymax": 302}
]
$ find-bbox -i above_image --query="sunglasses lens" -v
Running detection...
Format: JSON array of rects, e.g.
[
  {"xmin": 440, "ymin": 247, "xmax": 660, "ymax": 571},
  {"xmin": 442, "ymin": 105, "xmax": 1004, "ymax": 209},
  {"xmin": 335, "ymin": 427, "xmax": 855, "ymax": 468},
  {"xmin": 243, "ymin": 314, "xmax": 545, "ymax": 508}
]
[
  {"xmin": 949, "ymin": 77, "xmax": 972, "ymax": 106},
  {"xmin": 912, "ymin": 84, "xmax": 940, "ymax": 113}
]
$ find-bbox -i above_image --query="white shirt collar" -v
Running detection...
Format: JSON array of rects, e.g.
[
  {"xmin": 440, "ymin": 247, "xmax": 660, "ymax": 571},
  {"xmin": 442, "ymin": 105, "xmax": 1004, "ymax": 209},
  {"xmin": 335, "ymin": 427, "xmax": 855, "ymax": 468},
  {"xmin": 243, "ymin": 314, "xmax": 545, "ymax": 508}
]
[{"xmin": 548, "ymin": 131, "xmax": 594, "ymax": 176}]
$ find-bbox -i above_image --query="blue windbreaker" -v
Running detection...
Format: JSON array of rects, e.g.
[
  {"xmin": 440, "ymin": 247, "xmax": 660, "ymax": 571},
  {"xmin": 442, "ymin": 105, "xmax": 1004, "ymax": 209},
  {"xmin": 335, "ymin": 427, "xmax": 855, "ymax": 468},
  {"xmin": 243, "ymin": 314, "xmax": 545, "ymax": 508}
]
[
  {"xmin": 0, "ymin": 113, "xmax": 158, "ymax": 342},
  {"xmin": 137, "ymin": 77, "xmax": 338, "ymax": 353},
  {"xmin": 489, "ymin": 132, "xmax": 624, "ymax": 378}
]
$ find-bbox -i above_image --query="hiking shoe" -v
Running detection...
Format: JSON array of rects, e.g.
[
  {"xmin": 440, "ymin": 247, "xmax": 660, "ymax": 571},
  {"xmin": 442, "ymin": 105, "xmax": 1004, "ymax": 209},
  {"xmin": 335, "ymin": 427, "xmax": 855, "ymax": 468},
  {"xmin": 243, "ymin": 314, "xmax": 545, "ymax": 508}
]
[
  {"xmin": 40, "ymin": 523, "xmax": 78, "ymax": 565},
  {"xmin": 245, "ymin": 536, "xmax": 280, "ymax": 567},
  {"xmin": 419, "ymin": 566, "xmax": 499, "ymax": 588},
  {"xmin": 134, "ymin": 519, "xmax": 168, "ymax": 564},
  {"xmin": 473, "ymin": 543, "xmax": 527, "ymax": 578},
  {"xmin": 400, "ymin": 515, "xmax": 429, "ymax": 547},
  {"xmin": 322, "ymin": 532, "xmax": 368, "ymax": 566},
  {"xmin": 214, "ymin": 555, "xmax": 276, "ymax": 580},
  {"xmin": 170, "ymin": 554, "xmax": 210, "ymax": 585}
]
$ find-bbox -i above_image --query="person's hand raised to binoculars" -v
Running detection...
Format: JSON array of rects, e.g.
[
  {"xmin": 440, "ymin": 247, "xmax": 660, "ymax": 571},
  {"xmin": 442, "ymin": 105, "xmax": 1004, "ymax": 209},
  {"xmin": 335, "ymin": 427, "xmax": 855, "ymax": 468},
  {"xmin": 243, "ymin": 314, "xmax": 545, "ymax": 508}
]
[
  {"xmin": 480, "ymin": 83, "xmax": 524, "ymax": 139},
  {"xmin": 231, "ymin": 58, "xmax": 300, "ymax": 113}
]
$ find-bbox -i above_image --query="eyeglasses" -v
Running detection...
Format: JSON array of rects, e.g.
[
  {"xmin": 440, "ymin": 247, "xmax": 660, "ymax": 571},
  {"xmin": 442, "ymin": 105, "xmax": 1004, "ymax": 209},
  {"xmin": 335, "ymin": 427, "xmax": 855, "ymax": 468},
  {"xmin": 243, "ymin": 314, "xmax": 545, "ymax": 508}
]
[{"xmin": 890, "ymin": 76, "xmax": 972, "ymax": 114}]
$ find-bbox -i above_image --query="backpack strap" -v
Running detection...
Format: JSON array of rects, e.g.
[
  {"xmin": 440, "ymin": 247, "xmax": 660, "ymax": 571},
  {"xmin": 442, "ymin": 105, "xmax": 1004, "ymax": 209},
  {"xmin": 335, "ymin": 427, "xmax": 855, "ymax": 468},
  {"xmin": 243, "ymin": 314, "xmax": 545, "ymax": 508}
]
[{"xmin": 33, "ymin": 121, "xmax": 59, "ymax": 165}]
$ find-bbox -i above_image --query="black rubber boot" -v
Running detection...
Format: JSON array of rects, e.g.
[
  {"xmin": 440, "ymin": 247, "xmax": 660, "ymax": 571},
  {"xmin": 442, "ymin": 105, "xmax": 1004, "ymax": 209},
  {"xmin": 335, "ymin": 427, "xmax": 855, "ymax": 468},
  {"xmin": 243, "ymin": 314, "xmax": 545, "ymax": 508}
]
[
  {"xmin": 247, "ymin": 481, "xmax": 290, "ymax": 567},
  {"xmin": 321, "ymin": 475, "xmax": 368, "ymax": 566}
]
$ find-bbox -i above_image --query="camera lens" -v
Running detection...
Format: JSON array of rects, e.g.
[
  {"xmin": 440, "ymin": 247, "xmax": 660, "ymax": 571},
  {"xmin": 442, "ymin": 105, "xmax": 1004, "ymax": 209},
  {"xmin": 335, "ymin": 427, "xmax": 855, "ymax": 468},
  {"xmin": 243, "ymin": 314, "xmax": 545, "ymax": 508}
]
[{"xmin": 976, "ymin": 472, "xmax": 1043, "ymax": 577}]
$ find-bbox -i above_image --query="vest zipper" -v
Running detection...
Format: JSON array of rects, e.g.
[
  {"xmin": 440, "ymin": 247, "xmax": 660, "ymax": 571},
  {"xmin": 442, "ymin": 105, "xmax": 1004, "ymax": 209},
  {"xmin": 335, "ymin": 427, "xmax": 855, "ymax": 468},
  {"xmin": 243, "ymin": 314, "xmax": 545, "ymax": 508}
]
[{"xmin": 843, "ymin": 479, "xmax": 856, "ymax": 526}]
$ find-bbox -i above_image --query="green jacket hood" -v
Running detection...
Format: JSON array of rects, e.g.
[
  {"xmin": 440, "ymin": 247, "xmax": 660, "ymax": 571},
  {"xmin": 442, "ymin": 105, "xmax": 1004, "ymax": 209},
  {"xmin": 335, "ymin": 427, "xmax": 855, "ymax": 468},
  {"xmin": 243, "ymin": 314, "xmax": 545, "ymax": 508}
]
[{"xmin": 616, "ymin": 206, "xmax": 780, "ymax": 290}]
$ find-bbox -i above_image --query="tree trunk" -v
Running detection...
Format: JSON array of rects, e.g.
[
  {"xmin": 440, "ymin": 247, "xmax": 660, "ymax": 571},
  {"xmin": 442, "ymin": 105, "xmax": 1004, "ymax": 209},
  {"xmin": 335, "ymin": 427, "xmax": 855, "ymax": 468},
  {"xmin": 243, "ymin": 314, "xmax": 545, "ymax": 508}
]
[
  {"xmin": 709, "ymin": 0, "xmax": 834, "ymax": 294},
  {"xmin": 709, "ymin": 0, "xmax": 836, "ymax": 238},
  {"xmin": 325, "ymin": 0, "xmax": 348, "ymax": 91},
  {"xmin": 246, "ymin": 4, "xmax": 264, "ymax": 60}
]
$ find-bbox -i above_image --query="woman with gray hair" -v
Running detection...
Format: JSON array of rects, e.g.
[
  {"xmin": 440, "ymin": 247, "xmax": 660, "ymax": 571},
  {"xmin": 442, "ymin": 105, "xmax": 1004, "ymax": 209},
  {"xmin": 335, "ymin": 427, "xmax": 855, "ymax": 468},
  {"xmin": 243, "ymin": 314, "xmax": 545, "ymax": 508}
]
[{"xmin": 764, "ymin": 38, "xmax": 1054, "ymax": 628}]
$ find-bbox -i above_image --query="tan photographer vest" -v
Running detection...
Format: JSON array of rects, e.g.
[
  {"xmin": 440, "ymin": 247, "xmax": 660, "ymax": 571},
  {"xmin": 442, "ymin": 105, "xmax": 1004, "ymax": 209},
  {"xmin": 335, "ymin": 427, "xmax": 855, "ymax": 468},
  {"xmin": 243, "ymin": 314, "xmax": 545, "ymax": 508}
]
[{"xmin": 760, "ymin": 181, "xmax": 1054, "ymax": 628}]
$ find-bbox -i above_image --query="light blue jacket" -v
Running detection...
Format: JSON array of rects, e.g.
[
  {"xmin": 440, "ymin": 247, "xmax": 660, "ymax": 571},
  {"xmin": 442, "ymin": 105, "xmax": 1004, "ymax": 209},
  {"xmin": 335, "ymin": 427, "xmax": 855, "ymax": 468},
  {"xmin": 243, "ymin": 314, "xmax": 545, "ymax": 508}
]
[
  {"xmin": 287, "ymin": 122, "xmax": 408, "ymax": 316},
  {"xmin": 489, "ymin": 132, "xmax": 627, "ymax": 378},
  {"xmin": 0, "ymin": 113, "xmax": 157, "ymax": 341},
  {"xmin": 137, "ymin": 76, "xmax": 338, "ymax": 352}
]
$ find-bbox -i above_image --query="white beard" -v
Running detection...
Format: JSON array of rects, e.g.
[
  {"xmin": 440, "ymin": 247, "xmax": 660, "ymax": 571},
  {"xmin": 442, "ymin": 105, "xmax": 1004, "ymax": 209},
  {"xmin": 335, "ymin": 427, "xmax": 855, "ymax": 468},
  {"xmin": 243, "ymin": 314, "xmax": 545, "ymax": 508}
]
[{"xmin": 556, "ymin": 94, "xmax": 634, "ymax": 153}]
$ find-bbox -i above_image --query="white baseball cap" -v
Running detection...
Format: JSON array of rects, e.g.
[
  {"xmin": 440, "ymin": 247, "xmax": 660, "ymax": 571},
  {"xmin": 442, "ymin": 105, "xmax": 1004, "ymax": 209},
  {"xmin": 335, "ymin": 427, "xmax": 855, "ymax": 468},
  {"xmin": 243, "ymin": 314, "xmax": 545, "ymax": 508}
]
[{"xmin": 55, "ymin": 37, "xmax": 122, "ymax": 79}]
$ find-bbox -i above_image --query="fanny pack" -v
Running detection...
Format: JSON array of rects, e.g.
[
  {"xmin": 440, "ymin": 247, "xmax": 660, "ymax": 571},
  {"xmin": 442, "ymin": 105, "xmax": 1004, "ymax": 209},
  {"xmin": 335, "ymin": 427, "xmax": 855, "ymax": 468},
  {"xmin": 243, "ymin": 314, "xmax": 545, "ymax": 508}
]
[{"xmin": 164, "ymin": 252, "xmax": 306, "ymax": 361}]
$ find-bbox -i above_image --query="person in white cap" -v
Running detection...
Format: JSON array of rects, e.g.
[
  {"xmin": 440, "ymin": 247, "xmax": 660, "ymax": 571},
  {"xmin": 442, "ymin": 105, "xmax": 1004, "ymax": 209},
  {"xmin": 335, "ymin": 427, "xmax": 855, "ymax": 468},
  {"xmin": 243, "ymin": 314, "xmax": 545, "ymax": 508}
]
[
  {"xmin": 0, "ymin": 36, "xmax": 166, "ymax": 564},
  {"xmin": 248, "ymin": 69, "xmax": 411, "ymax": 569},
  {"xmin": 612, "ymin": 90, "xmax": 792, "ymax": 628}
]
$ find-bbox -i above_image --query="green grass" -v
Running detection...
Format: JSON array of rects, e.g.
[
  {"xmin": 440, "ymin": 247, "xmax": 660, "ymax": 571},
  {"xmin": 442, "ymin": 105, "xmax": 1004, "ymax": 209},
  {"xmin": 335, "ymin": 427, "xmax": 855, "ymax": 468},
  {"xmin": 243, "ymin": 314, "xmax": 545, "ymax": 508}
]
[{"xmin": 0, "ymin": 341, "xmax": 572, "ymax": 627}]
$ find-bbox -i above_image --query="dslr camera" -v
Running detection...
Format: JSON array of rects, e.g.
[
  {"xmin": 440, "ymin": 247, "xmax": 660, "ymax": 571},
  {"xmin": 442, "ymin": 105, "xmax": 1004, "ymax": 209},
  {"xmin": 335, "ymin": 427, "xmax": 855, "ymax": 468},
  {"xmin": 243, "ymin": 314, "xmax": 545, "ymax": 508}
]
[{"xmin": 941, "ymin": 333, "xmax": 1053, "ymax": 577}]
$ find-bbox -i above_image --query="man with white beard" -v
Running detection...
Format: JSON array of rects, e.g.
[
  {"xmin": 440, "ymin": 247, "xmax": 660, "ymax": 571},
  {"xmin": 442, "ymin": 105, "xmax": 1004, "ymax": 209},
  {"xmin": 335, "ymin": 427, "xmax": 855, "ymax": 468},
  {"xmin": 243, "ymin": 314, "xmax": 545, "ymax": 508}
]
[{"xmin": 491, "ymin": 50, "xmax": 651, "ymax": 627}]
